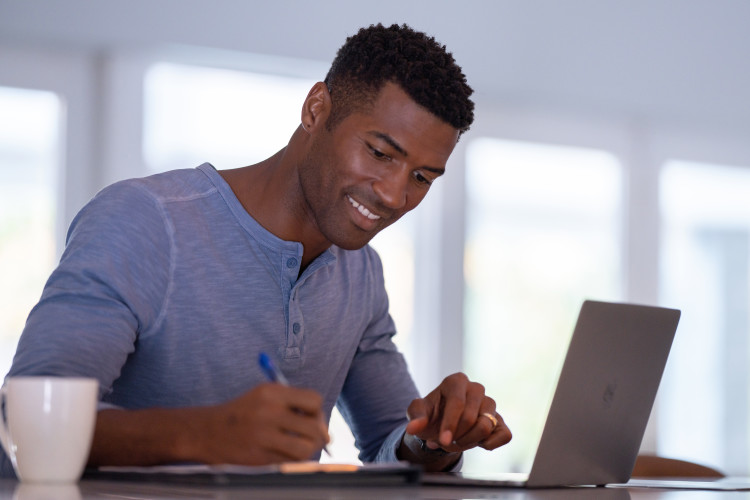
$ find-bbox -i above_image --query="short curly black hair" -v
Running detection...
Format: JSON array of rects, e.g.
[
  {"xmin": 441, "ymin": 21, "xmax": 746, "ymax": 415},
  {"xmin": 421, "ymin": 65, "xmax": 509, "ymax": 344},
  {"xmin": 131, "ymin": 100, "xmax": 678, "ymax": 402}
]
[{"xmin": 324, "ymin": 23, "xmax": 474, "ymax": 135}]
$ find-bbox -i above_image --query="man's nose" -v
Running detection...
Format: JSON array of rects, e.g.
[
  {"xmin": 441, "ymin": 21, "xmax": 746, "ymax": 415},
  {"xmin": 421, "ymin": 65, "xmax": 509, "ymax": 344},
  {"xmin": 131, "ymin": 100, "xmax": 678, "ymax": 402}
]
[{"xmin": 372, "ymin": 171, "xmax": 408, "ymax": 210}]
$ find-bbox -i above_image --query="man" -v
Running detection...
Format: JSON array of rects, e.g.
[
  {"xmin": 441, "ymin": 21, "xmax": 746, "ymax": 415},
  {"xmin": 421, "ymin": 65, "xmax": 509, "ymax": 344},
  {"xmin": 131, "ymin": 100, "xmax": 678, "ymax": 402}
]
[{"xmin": 2, "ymin": 23, "xmax": 511, "ymax": 477}]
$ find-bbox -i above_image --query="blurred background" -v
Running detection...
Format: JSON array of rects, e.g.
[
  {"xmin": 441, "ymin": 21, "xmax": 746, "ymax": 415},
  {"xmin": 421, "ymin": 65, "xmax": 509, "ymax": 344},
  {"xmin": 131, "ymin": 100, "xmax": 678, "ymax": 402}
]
[{"xmin": 2, "ymin": 0, "xmax": 749, "ymax": 475}]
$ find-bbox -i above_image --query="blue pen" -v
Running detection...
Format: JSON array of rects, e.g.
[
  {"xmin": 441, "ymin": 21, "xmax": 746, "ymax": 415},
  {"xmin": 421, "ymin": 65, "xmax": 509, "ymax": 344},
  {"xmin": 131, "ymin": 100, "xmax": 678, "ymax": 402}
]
[
  {"xmin": 258, "ymin": 352, "xmax": 331, "ymax": 455},
  {"xmin": 258, "ymin": 351, "xmax": 290, "ymax": 386}
]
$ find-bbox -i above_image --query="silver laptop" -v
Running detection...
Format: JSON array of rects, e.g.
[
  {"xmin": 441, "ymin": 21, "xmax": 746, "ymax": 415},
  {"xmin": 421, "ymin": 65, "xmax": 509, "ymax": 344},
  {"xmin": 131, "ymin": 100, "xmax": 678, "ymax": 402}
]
[{"xmin": 424, "ymin": 300, "xmax": 680, "ymax": 488}]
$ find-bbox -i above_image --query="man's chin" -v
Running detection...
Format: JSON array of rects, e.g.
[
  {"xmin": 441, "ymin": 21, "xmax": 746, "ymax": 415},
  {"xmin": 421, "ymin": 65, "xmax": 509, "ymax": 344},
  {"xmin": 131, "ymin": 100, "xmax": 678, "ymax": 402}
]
[
  {"xmin": 329, "ymin": 229, "xmax": 381, "ymax": 250},
  {"xmin": 324, "ymin": 219, "xmax": 394, "ymax": 250},
  {"xmin": 333, "ymin": 237, "xmax": 376, "ymax": 251}
]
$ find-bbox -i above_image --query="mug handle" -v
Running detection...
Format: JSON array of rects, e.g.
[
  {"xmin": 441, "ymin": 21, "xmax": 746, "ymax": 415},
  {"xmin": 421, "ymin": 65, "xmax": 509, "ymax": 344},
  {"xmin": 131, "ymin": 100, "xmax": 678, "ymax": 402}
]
[{"xmin": 0, "ymin": 385, "xmax": 11, "ymax": 456}]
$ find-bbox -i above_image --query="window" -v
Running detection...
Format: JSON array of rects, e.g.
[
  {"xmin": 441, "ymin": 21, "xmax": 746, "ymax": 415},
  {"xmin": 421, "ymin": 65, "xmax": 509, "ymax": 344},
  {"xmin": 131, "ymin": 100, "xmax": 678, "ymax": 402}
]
[
  {"xmin": 0, "ymin": 86, "xmax": 62, "ymax": 377},
  {"xmin": 462, "ymin": 137, "xmax": 623, "ymax": 472},
  {"xmin": 659, "ymin": 160, "xmax": 750, "ymax": 475},
  {"xmin": 144, "ymin": 62, "xmax": 315, "ymax": 172}
]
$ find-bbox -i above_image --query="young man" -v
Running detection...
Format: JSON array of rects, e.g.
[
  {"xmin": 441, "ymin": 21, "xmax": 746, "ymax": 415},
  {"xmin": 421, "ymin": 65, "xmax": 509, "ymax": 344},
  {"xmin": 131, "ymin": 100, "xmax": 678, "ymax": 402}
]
[{"xmin": 3, "ymin": 23, "xmax": 511, "ymax": 477}]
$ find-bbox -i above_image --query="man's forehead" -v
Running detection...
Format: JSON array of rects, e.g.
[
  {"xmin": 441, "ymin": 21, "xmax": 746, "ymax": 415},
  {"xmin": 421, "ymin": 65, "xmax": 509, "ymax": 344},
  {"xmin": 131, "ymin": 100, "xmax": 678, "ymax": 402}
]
[{"xmin": 362, "ymin": 84, "xmax": 459, "ymax": 138}]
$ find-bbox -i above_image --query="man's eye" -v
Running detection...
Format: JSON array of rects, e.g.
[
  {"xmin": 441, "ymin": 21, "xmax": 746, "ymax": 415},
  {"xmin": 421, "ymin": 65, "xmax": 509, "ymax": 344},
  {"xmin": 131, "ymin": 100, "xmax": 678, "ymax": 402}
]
[
  {"xmin": 414, "ymin": 172, "xmax": 432, "ymax": 185},
  {"xmin": 369, "ymin": 146, "xmax": 391, "ymax": 161}
]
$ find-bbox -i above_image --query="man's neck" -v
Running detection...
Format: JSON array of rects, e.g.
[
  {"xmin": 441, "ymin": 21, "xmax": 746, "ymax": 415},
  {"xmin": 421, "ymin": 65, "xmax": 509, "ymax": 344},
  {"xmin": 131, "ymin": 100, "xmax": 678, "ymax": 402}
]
[{"xmin": 218, "ymin": 142, "xmax": 331, "ymax": 270}]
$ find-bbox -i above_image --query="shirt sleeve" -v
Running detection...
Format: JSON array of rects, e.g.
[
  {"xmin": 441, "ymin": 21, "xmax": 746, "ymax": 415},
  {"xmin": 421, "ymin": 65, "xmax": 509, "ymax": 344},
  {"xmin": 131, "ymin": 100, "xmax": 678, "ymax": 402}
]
[
  {"xmin": 6, "ymin": 180, "xmax": 172, "ymax": 399},
  {"xmin": 334, "ymin": 247, "xmax": 417, "ymax": 463},
  {"xmin": 335, "ymin": 248, "xmax": 463, "ymax": 471},
  {"xmin": 330, "ymin": 248, "xmax": 412, "ymax": 462}
]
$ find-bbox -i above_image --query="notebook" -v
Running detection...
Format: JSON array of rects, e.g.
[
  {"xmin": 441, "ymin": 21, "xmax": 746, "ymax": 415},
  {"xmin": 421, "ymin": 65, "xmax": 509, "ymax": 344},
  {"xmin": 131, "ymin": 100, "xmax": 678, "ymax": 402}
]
[
  {"xmin": 85, "ymin": 462, "xmax": 422, "ymax": 487},
  {"xmin": 424, "ymin": 300, "xmax": 681, "ymax": 488}
]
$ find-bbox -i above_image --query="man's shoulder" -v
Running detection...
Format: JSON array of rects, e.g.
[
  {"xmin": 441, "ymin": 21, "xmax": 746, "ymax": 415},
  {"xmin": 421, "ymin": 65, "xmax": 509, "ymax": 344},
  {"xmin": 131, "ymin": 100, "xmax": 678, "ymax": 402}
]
[
  {"xmin": 69, "ymin": 164, "xmax": 219, "ymax": 237},
  {"xmin": 105, "ymin": 164, "xmax": 217, "ymax": 203}
]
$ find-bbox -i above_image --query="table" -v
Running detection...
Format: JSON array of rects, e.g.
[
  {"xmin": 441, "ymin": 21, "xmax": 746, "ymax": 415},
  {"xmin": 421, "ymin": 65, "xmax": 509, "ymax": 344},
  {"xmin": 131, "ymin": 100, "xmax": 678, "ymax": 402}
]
[{"xmin": 3, "ymin": 479, "xmax": 750, "ymax": 499}]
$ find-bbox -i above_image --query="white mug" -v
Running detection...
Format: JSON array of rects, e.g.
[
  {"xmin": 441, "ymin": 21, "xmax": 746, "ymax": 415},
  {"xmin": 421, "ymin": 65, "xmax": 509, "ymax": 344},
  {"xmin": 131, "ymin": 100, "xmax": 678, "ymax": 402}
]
[
  {"xmin": 13, "ymin": 483, "xmax": 82, "ymax": 500},
  {"xmin": 0, "ymin": 377, "xmax": 98, "ymax": 483}
]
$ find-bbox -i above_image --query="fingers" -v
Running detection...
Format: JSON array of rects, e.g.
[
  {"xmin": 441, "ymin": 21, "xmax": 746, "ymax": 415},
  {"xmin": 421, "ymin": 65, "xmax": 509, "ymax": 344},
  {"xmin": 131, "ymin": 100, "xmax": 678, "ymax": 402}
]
[
  {"xmin": 275, "ymin": 385, "xmax": 331, "ymax": 446},
  {"xmin": 264, "ymin": 384, "xmax": 330, "ymax": 451},
  {"xmin": 433, "ymin": 373, "xmax": 485, "ymax": 447},
  {"xmin": 452, "ymin": 405, "xmax": 512, "ymax": 451},
  {"xmin": 412, "ymin": 373, "xmax": 512, "ymax": 453},
  {"xmin": 218, "ymin": 383, "xmax": 330, "ymax": 464},
  {"xmin": 452, "ymin": 400, "xmax": 497, "ymax": 447},
  {"xmin": 405, "ymin": 398, "xmax": 430, "ymax": 435},
  {"xmin": 258, "ymin": 420, "xmax": 329, "ymax": 461},
  {"xmin": 272, "ymin": 384, "xmax": 325, "ymax": 417},
  {"xmin": 479, "ymin": 413, "xmax": 512, "ymax": 450},
  {"xmin": 450, "ymin": 380, "xmax": 486, "ymax": 443},
  {"xmin": 276, "ymin": 405, "xmax": 328, "ymax": 443},
  {"xmin": 435, "ymin": 378, "xmax": 467, "ymax": 446}
]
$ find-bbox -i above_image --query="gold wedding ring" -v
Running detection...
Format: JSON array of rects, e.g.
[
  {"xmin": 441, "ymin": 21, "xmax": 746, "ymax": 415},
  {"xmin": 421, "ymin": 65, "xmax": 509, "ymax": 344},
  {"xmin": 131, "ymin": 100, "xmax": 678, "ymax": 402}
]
[{"xmin": 481, "ymin": 412, "xmax": 498, "ymax": 429}]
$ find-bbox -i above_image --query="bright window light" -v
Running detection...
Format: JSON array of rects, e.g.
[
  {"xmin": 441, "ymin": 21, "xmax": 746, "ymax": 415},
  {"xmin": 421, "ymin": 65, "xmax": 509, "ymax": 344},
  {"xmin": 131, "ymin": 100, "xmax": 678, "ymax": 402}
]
[
  {"xmin": 144, "ymin": 63, "xmax": 315, "ymax": 171},
  {"xmin": 463, "ymin": 137, "xmax": 623, "ymax": 473},
  {"xmin": 659, "ymin": 160, "xmax": 750, "ymax": 475},
  {"xmin": 0, "ymin": 86, "xmax": 61, "ymax": 378}
]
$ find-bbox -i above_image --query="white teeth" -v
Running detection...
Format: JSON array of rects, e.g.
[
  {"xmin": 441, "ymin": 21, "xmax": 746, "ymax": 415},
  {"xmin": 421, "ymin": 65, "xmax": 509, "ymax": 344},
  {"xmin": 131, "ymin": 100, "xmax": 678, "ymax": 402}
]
[{"xmin": 347, "ymin": 195, "xmax": 380, "ymax": 220}]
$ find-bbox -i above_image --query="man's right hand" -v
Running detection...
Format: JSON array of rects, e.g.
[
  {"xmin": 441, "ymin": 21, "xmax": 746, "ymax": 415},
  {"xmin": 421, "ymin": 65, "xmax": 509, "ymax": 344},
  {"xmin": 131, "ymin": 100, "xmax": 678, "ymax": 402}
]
[
  {"xmin": 88, "ymin": 383, "xmax": 330, "ymax": 467},
  {"xmin": 202, "ymin": 382, "xmax": 330, "ymax": 464}
]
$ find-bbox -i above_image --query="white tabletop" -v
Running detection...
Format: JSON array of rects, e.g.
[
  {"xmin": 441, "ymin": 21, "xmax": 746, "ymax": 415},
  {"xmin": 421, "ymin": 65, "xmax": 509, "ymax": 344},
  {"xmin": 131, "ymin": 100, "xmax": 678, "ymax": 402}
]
[{"xmin": 3, "ymin": 479, "xmax": 750, "ymax": 500}]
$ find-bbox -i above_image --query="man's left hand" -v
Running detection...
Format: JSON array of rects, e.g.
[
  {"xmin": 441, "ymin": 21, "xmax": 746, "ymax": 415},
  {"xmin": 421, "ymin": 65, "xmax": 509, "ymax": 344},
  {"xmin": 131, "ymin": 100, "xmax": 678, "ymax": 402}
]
[{"xmin": 404, "ymin": 373, "xmax": 512, "ymax": 456}]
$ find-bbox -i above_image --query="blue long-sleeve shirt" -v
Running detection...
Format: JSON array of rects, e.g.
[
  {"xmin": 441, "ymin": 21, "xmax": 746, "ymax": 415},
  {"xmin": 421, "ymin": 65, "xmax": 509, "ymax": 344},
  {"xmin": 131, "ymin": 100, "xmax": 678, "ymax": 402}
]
[{"xmin": 3, "ymin": 163, "xmax": 419, "ymax": 477}]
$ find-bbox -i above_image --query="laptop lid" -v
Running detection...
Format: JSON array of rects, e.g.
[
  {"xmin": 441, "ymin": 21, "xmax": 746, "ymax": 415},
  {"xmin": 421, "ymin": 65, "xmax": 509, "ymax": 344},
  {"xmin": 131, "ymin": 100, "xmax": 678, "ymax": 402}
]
[{"xmin": 525, "ymin": 300, "xmax": 680, "ymax": 487}]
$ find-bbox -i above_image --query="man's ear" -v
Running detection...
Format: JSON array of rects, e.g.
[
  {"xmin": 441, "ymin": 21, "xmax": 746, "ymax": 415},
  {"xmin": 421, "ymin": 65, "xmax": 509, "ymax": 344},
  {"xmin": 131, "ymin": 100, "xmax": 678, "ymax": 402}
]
[{"xmin": 301, "ymin": 82, "xmax": 331, "ymax": 133}]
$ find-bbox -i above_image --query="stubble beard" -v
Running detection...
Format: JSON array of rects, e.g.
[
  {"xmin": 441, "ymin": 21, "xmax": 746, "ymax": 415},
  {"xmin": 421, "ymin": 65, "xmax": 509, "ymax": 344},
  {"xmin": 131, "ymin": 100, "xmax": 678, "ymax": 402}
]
[{"xmin": 297, "ymin": 141, "xmax": 372, "ymax": 251}]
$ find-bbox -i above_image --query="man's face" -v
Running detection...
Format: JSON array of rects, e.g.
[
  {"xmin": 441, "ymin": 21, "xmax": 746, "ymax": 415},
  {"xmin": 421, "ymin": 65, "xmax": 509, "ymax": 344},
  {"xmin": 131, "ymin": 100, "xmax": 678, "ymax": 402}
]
[{"xmin": 299, "ymin": 82, "xmax": 459, "ymax": 250}]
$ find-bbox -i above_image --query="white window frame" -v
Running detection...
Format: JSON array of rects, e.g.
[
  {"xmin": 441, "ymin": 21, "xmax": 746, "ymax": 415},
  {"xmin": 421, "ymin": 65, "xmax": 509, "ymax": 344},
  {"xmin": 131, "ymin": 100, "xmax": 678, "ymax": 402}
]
[{"xmin": 0, "ymin": 46, "xmax": 103, "ymax": 255}]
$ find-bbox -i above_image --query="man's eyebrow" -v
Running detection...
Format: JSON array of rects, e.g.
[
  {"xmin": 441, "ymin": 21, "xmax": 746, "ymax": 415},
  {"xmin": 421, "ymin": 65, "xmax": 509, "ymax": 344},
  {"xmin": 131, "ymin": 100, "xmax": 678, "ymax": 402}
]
[
  {"xmin": 367, "ymin": 130, "xmax": 445, "ymax": 176},
  {"xmin": 424, "ymin": 166, "xmax": 446, "ymax": 177}
]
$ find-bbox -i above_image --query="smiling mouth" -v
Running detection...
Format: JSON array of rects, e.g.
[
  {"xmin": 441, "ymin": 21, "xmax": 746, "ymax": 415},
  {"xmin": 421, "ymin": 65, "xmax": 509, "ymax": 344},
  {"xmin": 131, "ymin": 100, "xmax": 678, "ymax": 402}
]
[{"xmin": 346, "ymin": 195, "xmax": 381, "ymax": 221}]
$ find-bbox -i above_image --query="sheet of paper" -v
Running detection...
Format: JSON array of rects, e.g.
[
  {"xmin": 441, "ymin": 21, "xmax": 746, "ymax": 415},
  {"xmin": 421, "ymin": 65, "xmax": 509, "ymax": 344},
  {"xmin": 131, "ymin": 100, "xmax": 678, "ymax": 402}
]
[{"xmin": 97, "ymin": 461, "xmax": 409, "ymax": 476}]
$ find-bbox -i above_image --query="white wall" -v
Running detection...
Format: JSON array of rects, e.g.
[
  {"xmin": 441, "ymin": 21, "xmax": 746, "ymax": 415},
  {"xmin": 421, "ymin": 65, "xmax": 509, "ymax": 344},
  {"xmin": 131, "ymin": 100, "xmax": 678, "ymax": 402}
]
[
  {"xmin": 2, "ymin": 0, "xmax": 750, "ymax": 131},
  {"xmin": 4, "ymin": 0, "xmax": 750, "ymax": 228}
]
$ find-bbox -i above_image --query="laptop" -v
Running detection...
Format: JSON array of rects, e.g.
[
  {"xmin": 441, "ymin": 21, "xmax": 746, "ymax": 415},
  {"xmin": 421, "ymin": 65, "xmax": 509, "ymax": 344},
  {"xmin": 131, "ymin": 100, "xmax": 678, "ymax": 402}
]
[{"xmin": 424, "ymin": 299, "xmax": 680, "ymax": 488}]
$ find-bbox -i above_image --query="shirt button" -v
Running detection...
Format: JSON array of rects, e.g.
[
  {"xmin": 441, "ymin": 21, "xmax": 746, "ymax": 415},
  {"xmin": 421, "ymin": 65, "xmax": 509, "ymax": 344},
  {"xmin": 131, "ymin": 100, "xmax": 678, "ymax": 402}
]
[
  {"xmin": 286, "ymin": 258, "xmax": 298, "ymax": 268},
  {"xmin": 292, "ymin": 322, "xmax": 301, "ymax": 334}
]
